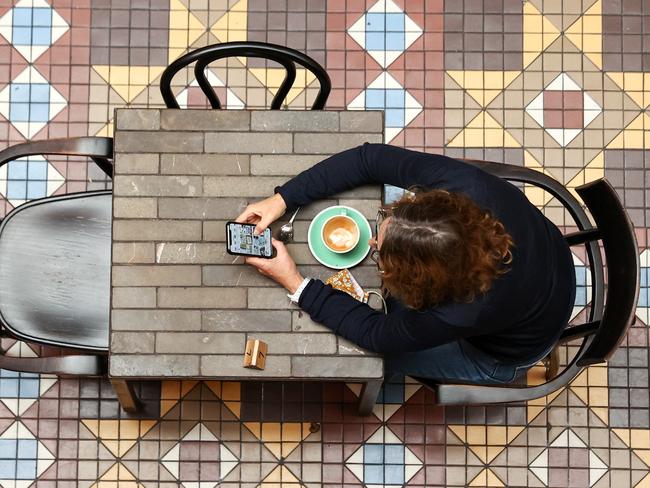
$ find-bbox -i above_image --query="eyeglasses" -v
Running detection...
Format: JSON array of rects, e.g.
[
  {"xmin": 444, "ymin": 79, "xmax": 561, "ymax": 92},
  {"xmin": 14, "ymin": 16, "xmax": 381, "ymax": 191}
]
[{"xmin": 370, "ymin": 207, "xmax": 392, "ymax": 274}]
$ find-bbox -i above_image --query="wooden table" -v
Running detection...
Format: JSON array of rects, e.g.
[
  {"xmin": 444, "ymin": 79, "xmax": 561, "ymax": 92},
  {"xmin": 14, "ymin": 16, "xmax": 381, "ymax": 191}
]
[{"xmin": 109, "ymin": 109, "xmax": 385, "ymax": 415}]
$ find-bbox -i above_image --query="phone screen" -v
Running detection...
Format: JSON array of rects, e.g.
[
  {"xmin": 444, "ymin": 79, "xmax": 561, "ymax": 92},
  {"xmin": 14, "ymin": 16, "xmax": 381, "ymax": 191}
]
[{"xmin": 226, "ymin": 222, "xmax": 273, "ymax": 258}]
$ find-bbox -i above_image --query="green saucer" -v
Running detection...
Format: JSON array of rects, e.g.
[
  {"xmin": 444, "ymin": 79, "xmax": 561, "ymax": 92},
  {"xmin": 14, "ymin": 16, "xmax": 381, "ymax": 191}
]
[{"xmin": 308, "ymin": 205, "xmax": 372, "ymax": 269}]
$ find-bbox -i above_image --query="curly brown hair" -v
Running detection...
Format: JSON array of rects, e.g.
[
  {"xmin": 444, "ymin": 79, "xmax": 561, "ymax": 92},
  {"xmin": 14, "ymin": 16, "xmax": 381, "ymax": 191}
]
[{"xmin": 379, "ymin": 189, "xmax": 513, "ymax": 309}]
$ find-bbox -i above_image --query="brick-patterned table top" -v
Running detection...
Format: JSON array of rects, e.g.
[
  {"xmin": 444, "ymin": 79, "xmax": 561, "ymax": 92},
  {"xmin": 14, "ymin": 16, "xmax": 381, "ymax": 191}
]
[{"xmin": 109, "ymin": 109, "xmax": 384, "ymax": 382}]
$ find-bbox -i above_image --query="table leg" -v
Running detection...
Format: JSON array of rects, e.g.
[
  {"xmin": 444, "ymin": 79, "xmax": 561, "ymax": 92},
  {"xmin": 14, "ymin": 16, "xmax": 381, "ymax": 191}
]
[
  {"xmin": 111, "ymin": 379, "xmax": 140, "ymax": 412},
  {"xmin": 358, "ymin": 380, "xmax": 382, "ymax": 416}
]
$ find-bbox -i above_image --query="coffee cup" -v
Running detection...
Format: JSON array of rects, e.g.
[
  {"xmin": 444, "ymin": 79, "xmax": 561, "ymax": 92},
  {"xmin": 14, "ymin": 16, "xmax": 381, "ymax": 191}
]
[{"xmin": 322, "ymin": 210, "xmax": 360, "ymax": 253}]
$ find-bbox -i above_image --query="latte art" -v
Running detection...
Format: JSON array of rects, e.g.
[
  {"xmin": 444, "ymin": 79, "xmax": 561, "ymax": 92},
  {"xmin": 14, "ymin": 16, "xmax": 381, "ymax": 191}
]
[
  {"xmin": 322, "ymin": 213, "xmax": 360, "ymax": 253},
  {"xmin": 327, "ymin": 228, "xmax": 356, "ymax": 250}
]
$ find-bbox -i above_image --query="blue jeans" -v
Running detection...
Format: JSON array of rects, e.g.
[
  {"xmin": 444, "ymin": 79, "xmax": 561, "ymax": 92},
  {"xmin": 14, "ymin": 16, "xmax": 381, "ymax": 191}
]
[
  {"xmin": 381, "ymin": 295, "xmax": 552, "ymax": 385},
  {"xmin": 384, "ymin": 339, "xmax": 539, "ymax": 384}
]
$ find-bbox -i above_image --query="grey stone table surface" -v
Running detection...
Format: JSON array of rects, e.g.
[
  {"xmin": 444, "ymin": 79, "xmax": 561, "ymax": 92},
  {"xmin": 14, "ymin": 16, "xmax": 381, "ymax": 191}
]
[{"xmin": 109, "ymin": 109, "xmax": 385, "ymax": 383}]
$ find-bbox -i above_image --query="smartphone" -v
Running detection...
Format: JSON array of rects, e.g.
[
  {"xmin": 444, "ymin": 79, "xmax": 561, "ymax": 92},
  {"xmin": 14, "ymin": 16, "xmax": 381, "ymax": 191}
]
[{"xmin": 226, "ymin": 221, "xmax": 275, "ymax": 258}]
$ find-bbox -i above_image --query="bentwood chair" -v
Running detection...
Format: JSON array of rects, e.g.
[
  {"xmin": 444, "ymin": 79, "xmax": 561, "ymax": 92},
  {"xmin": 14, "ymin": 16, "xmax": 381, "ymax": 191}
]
[
  {"xmin": 160, "ymin": 41, "xmax": 331, "ymax": 110},
  {"xmin": 414, "ymin": 161, "xmax": 639, "ymax": 405},
  {"xmin": 0, "ymin": 137, "xmax": 113, "ymax": 376}
]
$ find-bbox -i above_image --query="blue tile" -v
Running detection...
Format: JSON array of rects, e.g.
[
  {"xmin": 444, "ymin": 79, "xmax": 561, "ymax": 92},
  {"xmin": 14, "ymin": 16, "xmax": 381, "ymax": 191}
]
[
  {"xmin": 0, "ymin": 369, "xmax": 20, "ymax": 378},
  {"xmin": 28, "ymin": 160, "xmax": 48, "ymax": 180},
  {"xmin": 640, "ymin": 268, "xmax": 648, "ymax": 286},
  {"xmin": 385, "ymin": 89, "xmax": 404, "ymax": 108},
  {"xmin": 364, "ymin": 444, "xmax": 384, "ymax": 464},
  {"xmin": 29, "ymin": 102, "xmax": 51, "ymax": 123},
  {"xmin": 384, "ymin": 185, "xmax": 406, "ymax": 205},
  {"xmin": 7, "ymin": 160, "xmax": 28, "ymax": 180},
  {"xmin": 12, "ymin": 26, "xmax": 34, "ymax": 45},
  {"xmin": 30, "ymin": 84, "xmax": 51, "ymax": 104},
  {"xmin": 10, "ymin": 83, "xmax": 31, "ymax": 103},
  {"xmin": 0, "ymin": 378, "xmax": 19, "ymax": 397},
  {"xmin": 19, "ymin": 377, "xmax": 40, "ymax": 398},
  {"xmin": 9, "ymin": 102, "xmax": 31, "ymax": 122},
  {"xmin": 363, "ymin": 464, "xmax": 384, "ymax": 484},
  {"xmin": 0, "ymin": 460, "xmax": 17, "ymax": 479},
  {"xmin": 575, "ymin": 286, "xmax": 587, "ymax": 307},
  {"xmin": 31, "ymin": 8, "xmax": 53, "ymax": 27},
  {"xmin": 385, "ymin": 13, "xmax": 405, "ymax": 31},
  {"xmin": 575, "ymin": 266, "xmax": 587, "ymax": 286},
  {"xmin": 384, "ymin": 444, "xmax": 404, "ymax": 464},
  {"xmin": 0, "ymin": 439, "xmax": 17, "ymax": 459},
  {"xmin": 365, "ymin": 89, "xmax": 386, "ymax": 109},
  {"xmin": 12, "ymin": 8, "xmax": 34, "ymax": 26},
  {"xmin": 384, "ymin": 464, "xmax": 405, "ymax": 484},
  {"xmin": 17, "ymin": 439, "xmax": 37, "ymax": 459},
  {"xmin": 32, "ymin": 26, "xmax": 52, "ymax": 45},
  {"xmin": 385, "ymin": 32, "xmax": 405, "ymax": 51},
  {"xmin": 27, "ymin": 180, "xmax": 47, "ymax": 199},
  {"xmin": 639, "ymin": 287, "xmax": 648, "ymax": 307},
  {"xmin": 385, "ymin": 108, "xmax": 405, "ymax": 128},
  {"xmin": 7, "ymin": 180, "xmax": 27, "ymax": 199},
  {"xmin": 365, "ymin": 12, "xmax": 386, "ymax": 32},
  {"xmin": 365, "ymin": 31, "xmax": 385, "ymax": 51},
  {"xmin": 15, "ymin": 459, "xmax": 37, "ymax": 479}
]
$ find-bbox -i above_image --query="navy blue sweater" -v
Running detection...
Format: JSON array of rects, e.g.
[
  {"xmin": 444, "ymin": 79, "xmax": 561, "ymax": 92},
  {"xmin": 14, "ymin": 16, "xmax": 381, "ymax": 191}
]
[{"xmin": 277, "ymin": 144, "xmax": 576, "ymax": 364}]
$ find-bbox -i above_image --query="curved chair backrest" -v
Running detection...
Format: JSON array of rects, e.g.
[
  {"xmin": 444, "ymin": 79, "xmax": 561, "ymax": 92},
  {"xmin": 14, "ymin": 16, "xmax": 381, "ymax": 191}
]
[
  {"xmin": 575, "ymin": 179, "xmax": 639, "ymax": 366},
  {"xmin": 160, "ymin": 41, "xmax": 331, "ymax": 110},
  {"xmin": 0, "ymin": 137, "xmax": 114, "ymax": 179},
  {"xmin": 419, "ymin": 160, "xmax": 638, "ymax": 405}
]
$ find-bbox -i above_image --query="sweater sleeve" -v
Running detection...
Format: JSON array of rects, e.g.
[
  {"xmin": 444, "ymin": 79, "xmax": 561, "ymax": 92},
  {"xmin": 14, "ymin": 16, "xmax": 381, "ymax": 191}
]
[
  {"xmin": 276, "ymin": 143, "xmax": 476, "ymax": 210},
  {"xmin": 298, "ymin": 279, "xmax": 480, "ymax": 353}
]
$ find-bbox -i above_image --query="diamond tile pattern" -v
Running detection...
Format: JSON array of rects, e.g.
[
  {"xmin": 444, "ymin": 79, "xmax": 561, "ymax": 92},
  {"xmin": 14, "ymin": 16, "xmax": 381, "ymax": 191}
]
[{"xmin": 0, "ymin": 0, "xmax": 648, "ymax": 487}]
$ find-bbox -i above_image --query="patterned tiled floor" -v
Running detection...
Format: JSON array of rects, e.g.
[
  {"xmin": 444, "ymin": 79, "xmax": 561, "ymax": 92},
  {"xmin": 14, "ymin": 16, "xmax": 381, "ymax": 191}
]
[{"xmin": 0, "ymin": 0, "xmax": 649, "ymax": 486}]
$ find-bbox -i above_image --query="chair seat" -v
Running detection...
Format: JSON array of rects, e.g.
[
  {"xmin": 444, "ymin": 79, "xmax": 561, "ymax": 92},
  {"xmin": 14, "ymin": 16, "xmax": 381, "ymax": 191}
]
[{"xmin": 0, "ymin": 192, "xmax": 111, "ymax": 351}]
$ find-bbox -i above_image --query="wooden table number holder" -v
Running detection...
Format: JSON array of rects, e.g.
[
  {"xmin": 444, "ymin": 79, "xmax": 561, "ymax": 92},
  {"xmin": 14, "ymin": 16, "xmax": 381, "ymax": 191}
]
[{"xmin": 244, "ymin": 339, "xmax": 267, "ymax": 370}]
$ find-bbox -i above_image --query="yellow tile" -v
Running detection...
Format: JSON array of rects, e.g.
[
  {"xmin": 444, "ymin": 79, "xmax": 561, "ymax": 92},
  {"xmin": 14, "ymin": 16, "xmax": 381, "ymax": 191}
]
[
  {"xmin": 607, "ymin": 113, "xmax": 650, "ymax": 149},
  {"xmin": 211, "ymin": 0, "xmax": 248, "ymax": 43},
  {"xmin": 523, "ymin": 3, "xmax": 561, "ymax": 68},
  {"xmin": 588, "ymin": 387, "xmax": 609, "ymax": 407},
  {"xmin": 168, "ymin": 0, "xmax": 205, "ymax": 62},
  {"xmin": 565, "ymin": 0, "xmax": 602, "ymax": 69},
  {"xmin": 587, "ymin": 365, "xmax": 608, "ymax": 386},
  {"xmin": 447, "ymin": 112, "xmax": 521, "ymax": 148}
]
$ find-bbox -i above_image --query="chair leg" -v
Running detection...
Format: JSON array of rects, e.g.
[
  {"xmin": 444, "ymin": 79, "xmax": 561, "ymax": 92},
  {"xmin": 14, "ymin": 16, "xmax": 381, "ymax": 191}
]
[{"xmin": 543, "ymin": 346, "xmax": 560, "ymax": 381}]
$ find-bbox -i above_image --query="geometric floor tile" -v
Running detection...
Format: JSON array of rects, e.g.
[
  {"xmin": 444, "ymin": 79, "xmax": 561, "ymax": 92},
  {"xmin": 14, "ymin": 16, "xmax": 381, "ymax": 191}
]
[
  {"xmin": 347, "ymin": 0, "xmax": 422, "ymax": 69},
  {"xmin": 638, "ymin": 249, "xmax": 649, "ymax": 325},
  {"xmin": 160, "ymin": 422, "xmax": 238, "ymax": 488},
  {"xmin": 529, "ymin": 428, "xmax": 608, "ymax": 487},
  {"xmin": 0, "ymin": 0, "xmax": 69, "ymax": 63},
  {"xmin": 175, "ymin": 69, "xmax": 244, "ymax": 110},
  {"xmin": 348, "ymin": 71, "xmax": 423, "ymax": 143},
  {"xmin": 345, "ymin": 426, "xmax": 422, "ymax": 487},
  {"xmin": 0, "ymin": 65, "xmax": 67, "ymax": 139},
  {"xmin": 89, "ymin": 462, "xmax": 145, "ymax": 488},
  {"xmin": 80, "ymin": 420, "xmax": 157, "ymax": 458},
  {"xmin": 525, "ymin": 73, "xmax": 602, "ymax": 147},
  {"xmin": 572, "ymin": 252, "xmax": 592, "ymax": 321},
  {"xmin": 0, "ymin": 420, "xmax": 55, "ymax": 488},
  {"xmin": 258, "ymin": 465, "xmax": 304, "ymax": 487},
  {"xmin": 243, "ymin": 422, "xmax": 312, "ymax": 460},
  {"xmin": 447, "ymin": 425, "xmax": 525, "ymax": 465},
  {"xmin": 0, "ymin": 343, "xmax": 57, "ymax": 416},
  {"xmin": 0, "ymin": 155, "xmax": 64, "ymax": 207},
  {"xmin": 347, "ymin": 375, "xmax": 421, "ymax": 422}
]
